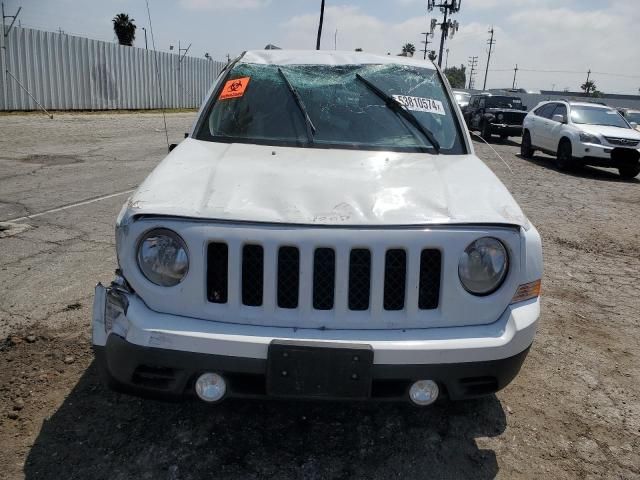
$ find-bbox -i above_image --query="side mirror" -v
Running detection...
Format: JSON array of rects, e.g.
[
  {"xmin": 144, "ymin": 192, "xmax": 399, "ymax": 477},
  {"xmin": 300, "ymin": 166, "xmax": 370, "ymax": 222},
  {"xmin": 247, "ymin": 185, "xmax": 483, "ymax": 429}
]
[
  {"xmin": 522, "ymin": 105, "xmax": 528, "ymax": 111},
  {"xmin": 168, "ymin": 143, "xmax": 178, "ymax": 152},
  {"xmin": 630, "ymin": 122, "xmax": 638, "ymax": 129},
  {"xmin": 552, "ymin": 114, "xmax": 566, "ymax": 124},
  {"xmin": 184, "ymin": 132, "xmax": 189, "ymax": 138}
]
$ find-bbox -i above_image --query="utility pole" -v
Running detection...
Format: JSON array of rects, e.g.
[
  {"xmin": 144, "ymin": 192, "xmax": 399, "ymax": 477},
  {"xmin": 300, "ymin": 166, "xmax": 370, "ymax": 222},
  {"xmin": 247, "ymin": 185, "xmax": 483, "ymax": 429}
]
[
  {"xmin": 482, "ymin": 26, "xmax": 495, "ymax": 91},
  {"xmin": 420, "ymin": 31, "xmax": 432, "ymax": 60},
  {"xmin": 427, "ymin": 0, "xmax": 461, "ymax": 68},
  {"xmin": 2, "ymin": 3, "xmax": 22, "ymax": 112},
  {"xmin": 467, "ymin": 55, "xmax": 478, "ymax": 89},
  {"xmin": 445, "ymin": 48, "xmax": 449, "ymax": 70},
  {"xmin": 512, "ymin": 64, "xmax": 518, "ymax": 90},
  {"xmin": 584, "ymin": 69, "xmax": 591, "ymax": 96},
  {"xmin": 421, "ymin": 18, "xmax": 438, "ymax": 61},
  {"xmin": 316, "ymin": 0, "xmax": 325, "ymax": 50},
  {"xmin": 141, "ymin": 27, "xmax": 148, "ymax": 49},
  {"xmin": 177, "ymin": 40, "xmax": 191, "ymax": 108}
]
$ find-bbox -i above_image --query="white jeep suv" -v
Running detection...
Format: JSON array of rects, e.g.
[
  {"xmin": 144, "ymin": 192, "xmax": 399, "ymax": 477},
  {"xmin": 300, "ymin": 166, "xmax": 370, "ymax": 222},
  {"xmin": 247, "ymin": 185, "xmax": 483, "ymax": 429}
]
[
  {"xmin": 521, "ymin": 101, "xmax": 640, "ymax": 179},
  {"xmin": 93, "ymin": 50, "xmax": 543, "ymax": 406}
]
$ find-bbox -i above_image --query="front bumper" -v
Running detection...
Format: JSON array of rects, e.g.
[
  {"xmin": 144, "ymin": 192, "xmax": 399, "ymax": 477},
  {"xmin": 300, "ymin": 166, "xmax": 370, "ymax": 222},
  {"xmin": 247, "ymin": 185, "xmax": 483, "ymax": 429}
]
[
  {"xmin": 489, "ymin": 124, "xmax": 523, "ymax": 136},
  {"xmin": 574, "ymin": 143, "xmax": 640, "ymax": 166},
  {"xmin": 92, "ymin": 283, "xmax": 539, "ymax": 402}
]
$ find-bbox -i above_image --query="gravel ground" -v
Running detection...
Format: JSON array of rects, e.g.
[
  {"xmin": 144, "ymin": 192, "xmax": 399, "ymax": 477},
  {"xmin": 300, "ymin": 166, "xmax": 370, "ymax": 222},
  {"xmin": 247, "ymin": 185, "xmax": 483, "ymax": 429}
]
[{"xmin": 0, "ymin": 112, "xmax": 639, "ymax": 479}]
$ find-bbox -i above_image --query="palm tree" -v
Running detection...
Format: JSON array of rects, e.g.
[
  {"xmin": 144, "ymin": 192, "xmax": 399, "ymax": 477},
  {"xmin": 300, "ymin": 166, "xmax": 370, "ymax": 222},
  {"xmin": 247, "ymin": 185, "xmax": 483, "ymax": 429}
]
[
  {"xmin": 401, "ymin": 43, "xmax": 416, "ymax": 57},
  {"xmin": 112, "ymin": 13, "xmax": 137, "ymax": 47},
  {"xmin": 580, "ymin": 80, "xmax": 597, "ymax": 97}
]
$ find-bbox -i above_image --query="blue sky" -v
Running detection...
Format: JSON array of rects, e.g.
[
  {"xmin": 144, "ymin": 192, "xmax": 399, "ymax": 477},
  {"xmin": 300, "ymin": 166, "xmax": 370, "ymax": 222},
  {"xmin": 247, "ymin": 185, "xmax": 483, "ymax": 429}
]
[{"xmin": 9, "ymin": 0, "xmax": 640, "ymax": 94}]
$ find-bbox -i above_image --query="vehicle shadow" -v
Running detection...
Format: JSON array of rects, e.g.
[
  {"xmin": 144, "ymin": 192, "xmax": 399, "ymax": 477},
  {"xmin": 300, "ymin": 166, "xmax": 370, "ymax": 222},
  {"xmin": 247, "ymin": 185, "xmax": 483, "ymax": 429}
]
[
  {"xmin": 25, "ymin": 361, "xmax": 506, "ymax": 479},
  {"xmin": 517, "ymin": 152, "xmax": 640, "ymax": 184}
]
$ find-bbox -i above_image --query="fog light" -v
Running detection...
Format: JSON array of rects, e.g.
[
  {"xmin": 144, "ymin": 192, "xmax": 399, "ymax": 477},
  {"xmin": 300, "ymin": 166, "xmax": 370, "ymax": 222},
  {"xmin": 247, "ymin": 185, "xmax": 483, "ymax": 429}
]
[
  {"xmin": 409, "ymin": 380, "xmax": 439, "ymax": 406},
  {"xmin": 195, "ymin": 373, "xmax": 226, "ymax": 402}
]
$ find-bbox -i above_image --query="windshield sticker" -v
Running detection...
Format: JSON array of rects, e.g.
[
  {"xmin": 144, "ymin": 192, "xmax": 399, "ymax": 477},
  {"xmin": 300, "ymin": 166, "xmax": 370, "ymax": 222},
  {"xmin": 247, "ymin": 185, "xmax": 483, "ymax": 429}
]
[
  {"xmin": 219, "ymin": 77, "xmax": 250, "ymax": 100},
  {"xmin": 392, "ymin": 95, "xmax": 446, "ymax": 115}
]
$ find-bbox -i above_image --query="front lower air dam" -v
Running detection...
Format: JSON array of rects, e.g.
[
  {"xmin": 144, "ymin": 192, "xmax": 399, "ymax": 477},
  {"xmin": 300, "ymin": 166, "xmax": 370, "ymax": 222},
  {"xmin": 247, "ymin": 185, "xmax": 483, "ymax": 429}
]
[{"xmin": 195, "ymin": 373, "xmax": 227, "ymax": 403}]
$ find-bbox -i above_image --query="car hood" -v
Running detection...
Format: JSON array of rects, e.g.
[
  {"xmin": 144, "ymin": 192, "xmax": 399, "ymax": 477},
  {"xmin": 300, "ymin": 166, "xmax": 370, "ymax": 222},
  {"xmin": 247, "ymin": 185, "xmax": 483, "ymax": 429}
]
[
  {"xmin": 578, "ymin": 124, "xmax": 640, "ymax": 139},
  {"xmin": 123, "ymin": 138, "xmax": 529, "ymax": 228},
  {"xmin": 486, "ymin": 108, "xmax": 526, "ymax": 114}
]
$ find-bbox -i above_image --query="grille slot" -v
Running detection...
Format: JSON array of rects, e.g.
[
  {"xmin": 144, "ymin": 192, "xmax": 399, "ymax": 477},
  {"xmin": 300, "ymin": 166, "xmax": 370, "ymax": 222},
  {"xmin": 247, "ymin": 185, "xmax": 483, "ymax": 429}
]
[
  {"xmin": 207, "ymin": 242, "xmax": 228, "ymax": 303},
  {"xmin": 313, "ymin": 248, "xmax": 336, "ymax": 310},
  {"xmin": 418, "ymin": 249, "xmax": 441, "ymax": 309},
  {"xmin": 383, "ymin": 249, "xmax": 407, "ymax": 311},
  {"xmin": 242, "ymin": 244, "xmax": 264, "ymax": 306},
  {"xmin": 348, "ymin": 249, "xmax": 371, "ymax": 311},
  {"xmin": 277, "ymin": 246, "xmax": 300, "ymax": 309}
]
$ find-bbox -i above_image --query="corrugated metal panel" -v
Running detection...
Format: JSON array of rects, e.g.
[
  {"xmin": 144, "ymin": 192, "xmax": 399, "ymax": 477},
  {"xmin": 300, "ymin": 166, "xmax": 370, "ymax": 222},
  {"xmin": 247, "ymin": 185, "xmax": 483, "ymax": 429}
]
[{"xmin": 0, "ymin": 26, "xmax": 224, "ymax": 111}]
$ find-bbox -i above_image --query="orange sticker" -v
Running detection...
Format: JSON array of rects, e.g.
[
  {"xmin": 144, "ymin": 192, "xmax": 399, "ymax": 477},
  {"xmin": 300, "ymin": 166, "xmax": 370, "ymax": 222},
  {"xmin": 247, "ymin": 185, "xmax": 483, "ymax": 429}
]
[{"xmin": 219, "ymin": 77, "xmax": 251, "ymax": 100}]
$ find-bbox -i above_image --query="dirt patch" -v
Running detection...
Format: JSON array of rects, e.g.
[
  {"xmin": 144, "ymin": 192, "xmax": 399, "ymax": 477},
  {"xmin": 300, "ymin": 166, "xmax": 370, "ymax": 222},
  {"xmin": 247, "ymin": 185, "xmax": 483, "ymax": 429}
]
[{"xmin": 20, "ymin": 154, "xmax": 83, "ymax": 166}]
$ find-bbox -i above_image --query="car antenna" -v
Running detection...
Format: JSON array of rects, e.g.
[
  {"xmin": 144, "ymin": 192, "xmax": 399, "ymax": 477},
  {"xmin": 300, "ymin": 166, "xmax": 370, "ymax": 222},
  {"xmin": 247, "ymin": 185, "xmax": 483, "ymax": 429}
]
[
  {"xmin": 145, "ymin": 0, "xmax": 170, "ymax": 152},
  {"xmin": 469, "ymin": 131, "xmax": 514, "ymax": 174}
]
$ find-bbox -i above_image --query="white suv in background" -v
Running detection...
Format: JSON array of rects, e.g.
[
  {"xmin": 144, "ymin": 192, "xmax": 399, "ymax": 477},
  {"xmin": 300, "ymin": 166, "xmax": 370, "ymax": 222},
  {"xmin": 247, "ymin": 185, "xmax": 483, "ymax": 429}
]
[{"xmin": 521, "ymin": 101, "xmax": 640, "ymax": 179}]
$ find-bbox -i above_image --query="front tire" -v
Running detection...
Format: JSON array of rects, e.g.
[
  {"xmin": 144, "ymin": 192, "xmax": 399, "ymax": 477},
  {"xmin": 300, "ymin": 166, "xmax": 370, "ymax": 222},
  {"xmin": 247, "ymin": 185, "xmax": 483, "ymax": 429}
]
[
  {"xmin": 556, "ymin": 139, "xmax": 572, "ymax": 171},
  {"xmin": 619, "ymin": 165, "xmax": 640, "ymax": 179},
  {"xmin": 481, "ymin": 121, "xmax": 492, "ymax": 141},
  {"xmin": 521, "ymin": 131, "xmax": 534, "ymax": 158}
]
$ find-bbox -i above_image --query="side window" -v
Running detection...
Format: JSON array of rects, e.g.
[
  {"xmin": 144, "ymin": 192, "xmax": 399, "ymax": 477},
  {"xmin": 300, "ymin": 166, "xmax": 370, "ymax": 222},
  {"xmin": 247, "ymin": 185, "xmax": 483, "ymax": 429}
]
[
  {"xmin": 552, "ymin": 104, "xmax": 567, "ymax": 121},
  {"xmin": 535, "ymin": 103, "xmax": 556, "ymax": 119},
  {"xmin": 470, "ymin": 97, "xmax": 478, "ymax": 108},
  {"xmin": 479, "ymin": 98, "xmax": 486, "ymax": 108}
]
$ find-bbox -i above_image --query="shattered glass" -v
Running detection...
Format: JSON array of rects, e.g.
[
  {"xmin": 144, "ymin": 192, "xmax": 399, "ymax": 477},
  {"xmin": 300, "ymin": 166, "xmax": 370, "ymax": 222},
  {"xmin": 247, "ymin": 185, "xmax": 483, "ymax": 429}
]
[{"xmin": 199, "ymin": 63, "xmax": 464, "ymax": 154}]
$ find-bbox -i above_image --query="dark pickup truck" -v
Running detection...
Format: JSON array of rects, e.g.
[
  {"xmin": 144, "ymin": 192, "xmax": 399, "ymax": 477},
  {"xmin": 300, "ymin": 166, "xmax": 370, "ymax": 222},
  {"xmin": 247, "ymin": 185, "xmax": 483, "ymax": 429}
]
[{"xmin": 463, "ymin": 94, "xmax": 528, "ymax": 141}]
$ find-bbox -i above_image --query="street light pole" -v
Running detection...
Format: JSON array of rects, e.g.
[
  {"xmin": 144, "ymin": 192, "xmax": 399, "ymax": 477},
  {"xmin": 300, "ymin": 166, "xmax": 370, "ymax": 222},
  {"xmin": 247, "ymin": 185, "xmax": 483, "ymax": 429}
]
[{"xmin": 141, "ymin": 27, "xmax": 148, "ymax": 49}]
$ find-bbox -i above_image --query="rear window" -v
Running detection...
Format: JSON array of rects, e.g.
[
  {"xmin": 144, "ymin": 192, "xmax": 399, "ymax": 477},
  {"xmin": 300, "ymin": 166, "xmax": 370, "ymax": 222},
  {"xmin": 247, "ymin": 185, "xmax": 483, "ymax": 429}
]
[{"xmin": 195, "ymin": 62, "xmax": 466, "ymax": 154}]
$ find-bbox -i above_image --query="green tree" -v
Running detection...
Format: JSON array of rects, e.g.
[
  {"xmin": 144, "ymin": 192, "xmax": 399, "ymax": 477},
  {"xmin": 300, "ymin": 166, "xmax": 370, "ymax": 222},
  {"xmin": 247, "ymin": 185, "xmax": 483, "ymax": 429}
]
[
  {"xmin": 112, "ymin": 13, "xmax": 137, "ymax": 46},
  {"xmin": 580, "ymin": 80, "xmax": 597, "ymax": 97},
  {"xmin": 401, "ymin": 43, "xmax": 416, "ymax": 57},
  {"xmin": 428, "ymin": 51, "xmax": 437, "ymax": 62},
  {"xmin": 444, "ymin": 64, "xmax": 466, "ymax": 89}
]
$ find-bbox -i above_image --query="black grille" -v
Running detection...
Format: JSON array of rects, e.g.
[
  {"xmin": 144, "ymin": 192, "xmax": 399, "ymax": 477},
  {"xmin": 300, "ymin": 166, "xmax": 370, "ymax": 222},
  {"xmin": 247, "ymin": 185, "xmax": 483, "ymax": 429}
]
[
  {"xmin": 313, "ymin": 248, "xmax": 335, "ymax": 310},
  {"xmin": 207, "ymin": 242, "xmax": 228, "ymax": 303},
  {"xmin": 277, "ymin": 246, "xmax": 300, "ymax": 309},
  {"xmin": 418, "ymin": 249, "xmax": 441, "ymax": 309},
  {"xmin": 502, "ymin": 111, "xmax": 526, "ymax": 125},
  {"xmin": 242, "ymin": 244, "xmax": 264, "ymax": 306},
  {"xmin": 604, "ymin": 137, "xmax": 639, "ymax": 147},
  {"xmin": 348, "ymin": 249, "xmax": 371, "ymax": 311},
  {"xmin": 383, "ymin": 249, "xmax": 406, "ymax": 311}
]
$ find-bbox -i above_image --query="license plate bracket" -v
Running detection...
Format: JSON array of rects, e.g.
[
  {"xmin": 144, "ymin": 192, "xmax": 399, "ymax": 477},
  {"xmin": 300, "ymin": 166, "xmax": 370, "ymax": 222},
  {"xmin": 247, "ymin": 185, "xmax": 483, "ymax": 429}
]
[{"xmin": 267, "ymin": 340, "xmax": 373, "ymax": 399}]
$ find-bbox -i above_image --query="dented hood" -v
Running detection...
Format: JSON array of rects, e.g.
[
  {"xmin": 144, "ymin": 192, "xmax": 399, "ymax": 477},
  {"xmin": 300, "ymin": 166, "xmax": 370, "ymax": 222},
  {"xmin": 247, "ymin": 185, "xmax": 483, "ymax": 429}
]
[{"xmin": 126, "ymin": 138, "xmax": 528, "ymax": 227}]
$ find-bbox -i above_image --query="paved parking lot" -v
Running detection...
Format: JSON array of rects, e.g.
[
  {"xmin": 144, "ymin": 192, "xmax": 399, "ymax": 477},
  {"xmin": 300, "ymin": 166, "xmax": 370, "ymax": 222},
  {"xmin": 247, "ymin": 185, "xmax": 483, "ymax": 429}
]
[{"xmin": 1, "ymin": 112, "xmax": 639, "ymax": 479}]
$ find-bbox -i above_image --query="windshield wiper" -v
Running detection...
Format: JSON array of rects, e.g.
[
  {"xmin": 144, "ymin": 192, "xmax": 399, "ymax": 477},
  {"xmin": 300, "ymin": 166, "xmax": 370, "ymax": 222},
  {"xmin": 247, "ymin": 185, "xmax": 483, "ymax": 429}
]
[
  {"xmin": 355, "ymin": 73, "xmax": 440, "ymax": 154},
  {"xmin": 278, "ymin": 67, "xmax": 316, "ymax": 143}
]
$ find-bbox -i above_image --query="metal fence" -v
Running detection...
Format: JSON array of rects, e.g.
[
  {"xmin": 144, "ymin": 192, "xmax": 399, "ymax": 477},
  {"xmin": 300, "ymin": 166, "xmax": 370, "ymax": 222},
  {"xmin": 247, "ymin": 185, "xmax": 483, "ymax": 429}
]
[{"xmin": 0, "ymin": 26, "xmax": 225, "ymax": 111}]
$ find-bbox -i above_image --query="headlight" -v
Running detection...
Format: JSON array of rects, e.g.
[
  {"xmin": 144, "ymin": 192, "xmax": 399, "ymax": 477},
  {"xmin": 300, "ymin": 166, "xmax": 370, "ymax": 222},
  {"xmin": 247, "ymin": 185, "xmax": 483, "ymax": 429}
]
[
  {"xmin": 137, "ymin": 228, "xmax": 189, "ymax": 286},
  {"xmin": 579, "ymin": 132, "xmax": 601, "ymax": 144},
  {"xmin": 458, "ymin": 237, "xmax": 509, "ymax": 295},
  {"xmin": 497, "ymin": 113, "xmax": 504, "ymax": 122}
]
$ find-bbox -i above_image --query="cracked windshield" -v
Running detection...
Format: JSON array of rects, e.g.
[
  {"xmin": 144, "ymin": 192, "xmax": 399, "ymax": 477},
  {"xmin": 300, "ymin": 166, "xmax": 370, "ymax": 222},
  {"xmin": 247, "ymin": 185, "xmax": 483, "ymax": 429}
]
[{"xmin": 198, "ymin": 63, "xmax": 464, "ymax": 153}]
